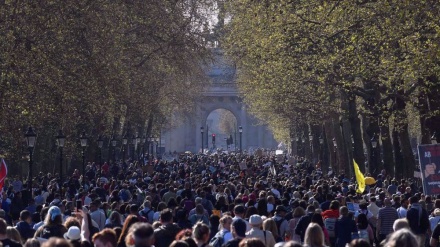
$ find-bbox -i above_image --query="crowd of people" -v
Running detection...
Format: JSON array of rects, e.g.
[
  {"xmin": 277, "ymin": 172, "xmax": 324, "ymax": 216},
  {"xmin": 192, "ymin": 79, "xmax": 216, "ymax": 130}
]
[{"xmin": 0, "ymin": 152, "xmax": 435, "ymax": 247}]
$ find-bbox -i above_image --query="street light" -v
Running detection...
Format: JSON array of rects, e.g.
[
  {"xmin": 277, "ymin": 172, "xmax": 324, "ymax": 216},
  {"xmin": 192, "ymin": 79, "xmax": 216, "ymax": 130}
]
[
  {"xmin": 431, "ymin": 132, "xmax": 437, "ymax": 144},
  {"xmin": 371, "ymin": 135, "xmax": 378, "ymax": 148},
  {"xmin": 122, "ymin": 134, "xmax": 128, "ymax": 164},
  {"xmin": 55, "ymin": 130, "xmax": 66, "ymax": 181},
  {"xmin": 97, "ymin": 135, "xmax": 104, "ymax": 176},
  {"xmin": 332, "ymin": 137, "xmax": 337, "ymax": 148},
  {"xmin": 155, "ymin": 137, "xmax": 159, "ymax": 156},
  {"xmin": 239, "ymin": 126, "xmax": 243, "ymax": 152},
  {"xmin": 319, "ymin": 134, "xmax": 324, "ymax": 145},
  {"xmin": 141, "ymin": 135, "xmax": 146, "ymax": 164},
  {"xmin": 80, "ymin": 131, "xmax": 88, "ymax": 188},
  {"xmin": 111, "ymin": 135, "xmax": 117, "ymax": 163},
  {"xmin": 132, "ymin": 135, "xmax": 137, "ymax": 160},
  {"xmin": 200, "ymin": 127, "xmax": 204, "ymax": 153},
  {"xmin": 25, "ymin": 126, "xmax": 37, "ymax": 190},
  {"xmin": 371, "ymin": 135, "xmax": 377, "ymax": 174},
  {"xmin": 149, "ymin": 136, "xmax": 154, "ymax": 156}
]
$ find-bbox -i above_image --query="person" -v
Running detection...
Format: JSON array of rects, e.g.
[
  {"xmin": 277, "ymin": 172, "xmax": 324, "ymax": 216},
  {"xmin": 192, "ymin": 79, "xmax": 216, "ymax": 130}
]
[
  {"xmin": 377, "ymin": 198, "xmax": 398, "ymax": 243},
  {"xmin": 189, "ymin": 205, "xmax": 209, "ymax": 226},
  {"xmin": 6, "ymin": 227, "xmax": 22, "ymax": 244},
  {"xmin": 346, "ymin": 239, "xmax": 371, "ymax": 247},
  {"xmin": 294, "ymin": 205, "xmax": 315, "ymax": 243},
  {"xmin": 209, "ymin": 215, "xmax": 233, "ymax": 246},
  {"xmin": 397, "ymin": 198, "xmax": 408, "ymax": 218},
  {"xmin": 232, "ymin": 205, "xmax": 250, "ymax": 232},
  {"xmin": 90, "ymin": 201, "xmax": 106, "ymax": 230},
  {"xmin": 93, "ymin": 228, "xmax": 118, "ymax": 247},
  {"xmin": 34, "ymin": 206, "xmax": 67, "ymax": 239},
  {"xmin": 15, "ymin": 210, "xmax": 35, "ymax": 241},
  {"xmin": 105, "ymin": 211, "xmax": 123, "ymax": 229},
  {"xmin": 23, "ymin": 238, "xmax": 40, "ymax": 247},
  {"xmin": 429, "ymin": 208, "xmax": 440, "ymax": 232},
  {"xmin": 271, "ymin": 205, "xmax": 288, "ymax": 240},
  {"xmin": 63, "ymin": 226, "xmax": 81, "ymax": 245},
  {"xmin": 311, "ymin": 213, "xmax": 330, "ymax": 246},
  {"xmin": 153, "ymin": 209, "xmax": 181, "ymax": 247},
  {"xmin": 117, "ymin": 215, "xmax": 139, "ymax": 247},
  {"xmin": 406, "ymin": 195, "xmax": 430, "ymax": 246},
  {"xmin": 138, "ymin": 200, "xmax": 154, "ymax": 224},
  {"xmin": 392, "ymin": 218, "xmax": 409, "ymax": 231},
  {"xmin": 41, "ymin": 238, "xmax": 72, "ymax": 247},
  {"xmin": 287, "ymin": 206, "xmax": 304, "ymax": 243},
  {"xmin": 224, "ymin": 219, "xmax": 247, "ymax": 247},
  {"xmin": 0, "ymin": 218, "xmax": 22, "ymax": 247},
  {"xmin": 356, "ymin": 213, "xmax": 373, "ymax": 245},
  {"xmin": 304, "ymin": 223, "xmax": 326, "ymax": 247},
  {"xmin": 123, "ymin": 222, "xmax": 154, "ymax": 247},
  {"xmin": 238, "ymin": 238, "xmax": 265, "ymax": 247},
  {"xmin": 384, "ymin": 228, "xmax": 418, "ymax": 247},
  {"xmin": 334, "ymin": 206, "xmax": 357, "ymax": 247},
  {"xmin": 262, "ymin": 218, "xmax": 281, "ymax": 243},
  {"xmin": 246, "ymin": 215, "xmax": 276, "ymax": 247},
  {"xmin": 192, "ymin": 222, "xmax": 212, "ymax": 247}
]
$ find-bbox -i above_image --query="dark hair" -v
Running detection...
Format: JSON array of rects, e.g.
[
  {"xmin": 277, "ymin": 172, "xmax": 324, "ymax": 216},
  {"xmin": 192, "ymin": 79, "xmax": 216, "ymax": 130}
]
[
  {"xmin": 20, "ymin": 210, "xmax": 31, "ymax": 221},
  {"xmin": 118, "ymin": 215, "xmax": 139, "ymax": 245},
  {"xmin": 357, "ymin": 213, "xmax": 369, "ymax": 230},
  {"xmin": 170, "ymin": 240, "xmax": 189, "ymax": 247},
  {"xmin": 311, "ymin": 213, "xmax": 325, "ymax": 228},
  {"xmin": 160, "ymin": 209, "xmax": 173, "ymax": 222}
]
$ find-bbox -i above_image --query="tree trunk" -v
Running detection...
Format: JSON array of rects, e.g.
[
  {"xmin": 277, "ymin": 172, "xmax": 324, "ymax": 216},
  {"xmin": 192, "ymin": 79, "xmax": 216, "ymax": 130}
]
[
  {"xmin": 348, "ymin": 95, "xmax": 365, "ymax": 173},
  {"xmin": 379, "ymin": 119, "xmax": 395, "ymax": 177}
]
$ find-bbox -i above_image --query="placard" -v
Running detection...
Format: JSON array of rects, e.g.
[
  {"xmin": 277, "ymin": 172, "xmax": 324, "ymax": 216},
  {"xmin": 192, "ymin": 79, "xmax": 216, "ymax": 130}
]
[{"xmin": 418, "ymin": 144, "xmax": 440, "ymax": 195}]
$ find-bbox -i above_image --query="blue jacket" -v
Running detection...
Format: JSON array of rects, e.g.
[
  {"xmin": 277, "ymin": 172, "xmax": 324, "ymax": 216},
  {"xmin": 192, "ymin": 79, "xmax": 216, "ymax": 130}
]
[{"xmin": 335, "ymin": 216, "xmax": 357, "ymax": 247}]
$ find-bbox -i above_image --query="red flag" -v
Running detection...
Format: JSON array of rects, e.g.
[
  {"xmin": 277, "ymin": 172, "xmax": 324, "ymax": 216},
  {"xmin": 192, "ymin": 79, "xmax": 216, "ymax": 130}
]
[{"xmin": 0, "ymin": 159, "xmax": 8, "ymax": 192}]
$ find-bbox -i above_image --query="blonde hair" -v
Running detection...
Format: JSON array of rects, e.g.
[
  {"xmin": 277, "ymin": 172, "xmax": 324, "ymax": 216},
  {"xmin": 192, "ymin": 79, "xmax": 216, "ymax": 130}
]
[
  {"xmin": 6, "ymin": 226, "xmax": 22, "ymax": 244},
  {"xmin": 304, "ymin": 223, "xmax": 324, "ymax": 247},
  {"xmin": 393, "ymin": 218, "xmax": 410, "ymax": 231},
  {"xmin": 219, "ymin": 215, "xmax": 233, "ymax": 230},
  {"xmin": 262, "ymin": 218, "xmax": 279, "ymax": 240},
  {"xmin": 385, "ymin": 229, "xmax": 418, "ymax": 247}
]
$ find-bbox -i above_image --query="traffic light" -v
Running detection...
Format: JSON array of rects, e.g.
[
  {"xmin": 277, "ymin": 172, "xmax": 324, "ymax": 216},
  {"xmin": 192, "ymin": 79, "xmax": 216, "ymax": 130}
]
[{"xmin": 212, "ymin": 134, "xmax": 216, "ymax": 143}]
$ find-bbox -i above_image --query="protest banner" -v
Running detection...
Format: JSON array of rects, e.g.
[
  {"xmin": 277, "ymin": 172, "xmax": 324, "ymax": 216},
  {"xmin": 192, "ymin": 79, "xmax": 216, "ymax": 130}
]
[{"xmin": 418, "ymin": 144, "xmax": 440, "ymax": 195}]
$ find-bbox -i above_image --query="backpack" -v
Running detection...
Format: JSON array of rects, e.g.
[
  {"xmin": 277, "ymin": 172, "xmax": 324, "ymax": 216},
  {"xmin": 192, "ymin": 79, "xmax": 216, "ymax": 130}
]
[
  {"xmin": 274, "ymin": 217, "xmax": 286, "ymax": 241},
  {"xmin": 140, "ymin": 209, "xmax": 153, "ymax": 221},
  {"xmin": 324, "ymin": 217, "xmax": 337, "ymax": 238},
  {"xmin": 209, "ymin": 230, "xmax": 227, "ymax": 247}
]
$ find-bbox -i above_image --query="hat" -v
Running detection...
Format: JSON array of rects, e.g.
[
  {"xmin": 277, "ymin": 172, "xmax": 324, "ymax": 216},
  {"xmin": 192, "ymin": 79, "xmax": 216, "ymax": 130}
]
[
  {"xmin": 435, "ymin": 209, "xmax": 440, "ymax": 216},
  {"xmin": 64, "ymin": 226, "xmax": 81, "ymax": 240},
  {"xmin": 249, "ymin": 214, "xmax": 263, "ymax": 225},
  {"xmin": 275, "ymin": 205, "xmax": 287, "ymax": 213},
  {"xmin": 48, "ymin": 206, "xmax": 61, "ymax": 221},
  {"xmin": 232, "ymin": 219, "xmax": 247, "ymax": 237}
]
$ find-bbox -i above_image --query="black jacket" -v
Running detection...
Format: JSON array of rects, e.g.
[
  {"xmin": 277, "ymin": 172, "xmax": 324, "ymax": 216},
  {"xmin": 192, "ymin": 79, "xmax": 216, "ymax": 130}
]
[{"xmin": 153, "ymin": 223, "xmax": 181, "ymax": 247}]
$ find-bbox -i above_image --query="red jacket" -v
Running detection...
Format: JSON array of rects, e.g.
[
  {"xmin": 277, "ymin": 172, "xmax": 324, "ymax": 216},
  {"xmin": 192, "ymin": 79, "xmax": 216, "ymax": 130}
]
[{"xmin": 322, "ymin": 209, "xmax": 339, "ymax": 219}]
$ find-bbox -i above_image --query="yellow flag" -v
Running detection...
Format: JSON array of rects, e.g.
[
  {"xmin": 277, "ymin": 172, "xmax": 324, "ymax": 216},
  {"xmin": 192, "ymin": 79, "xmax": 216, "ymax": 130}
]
[{"xmin": 353, "ymin": 159, "xmax": 365, "ymax": 193}]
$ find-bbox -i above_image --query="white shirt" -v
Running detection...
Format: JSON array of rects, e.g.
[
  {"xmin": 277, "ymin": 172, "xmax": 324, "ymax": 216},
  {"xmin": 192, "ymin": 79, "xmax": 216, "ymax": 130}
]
[{"xmin": 397, "ymin": 207, "xmax": 407, "ymax": 218}]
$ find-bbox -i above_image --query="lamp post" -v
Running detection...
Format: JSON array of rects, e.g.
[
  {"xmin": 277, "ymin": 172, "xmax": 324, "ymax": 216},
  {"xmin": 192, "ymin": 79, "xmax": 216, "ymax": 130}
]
[
  {"xmin": 155, "ymin": 137, "xmax": 159, "ymax": 156},
  {"xmin": 149, "ymin": 136, "xmax": 154, "ymax": 156},
  {"xmin": 55, "ymin": 130, "xmax": 66, "ymax": 182},
  {"xmin": 290, "ymin": 137, "xmax": 294, "ymax": 156},
  {"xmin": 319, "ymin": 133, "xmax": 324, "ymax": 161},
  {"xmin": 224, "ymin": 137, "xmax": 228, "ymax": 150},
  {"xmin": 141, "ymin": 135, "xmax": 146, "ymax": 165},
  {"xmin": 25, "ymin": 127, "xmax": 37, "ymax": 190},
  {"xmin": 371, "ymin": 135, "xmax": 377, "ymax": 173},
  {"xmin": 136, "ymin": 134, "xmax": 141, "ymax": 161},
  {"xmin": 97, "ymin": 135, "xmax": 104, "ymax": 176},
  {"xmin": 239, "ymin": 126, "xmax": 243, "ymax": 153},
  {"xmin": 332, "ymin": 137, "xmax": 337, "ymax": 172},
  {"xmin": 122, "ymin": 134, "xmax": 128, "ymax": 164},
  {"xmin": 111, "ymin": 135, "xmax": 117, "ymax": 163},
  {"xmin": 80, "ymin": 131, "xmax": 88, "ymax": 189},
  {"xmin": 432, "ymin": 132, "xmax": 438, "ymax": 144},
  {"xmin": 309, "ymin": 132, "xmax": 314, "ymax": 160},
  {"xmin": 200, "ymin": 127, "xmax": 204, "ymax": 153}
]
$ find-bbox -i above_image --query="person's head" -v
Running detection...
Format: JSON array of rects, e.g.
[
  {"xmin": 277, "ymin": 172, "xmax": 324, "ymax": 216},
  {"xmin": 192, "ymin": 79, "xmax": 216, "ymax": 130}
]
[
  {"xmin": 0, "ymin": 218, "xmax": 7, "ymax": 235},
  {"xmin": 357, "ymin": 213, "xmax": 369, "ymax": 230},
  {"xmin": 231, "ymin": 219, "xmax": 246, "ymax": 238},
  {"xmin": 384, "ymin": 229, "xmax": 418, "ymax": 247},
  {"xmin": 275, "ymin": 205, "xmax": 287, "ymax": 217},
  {"xmin": 20, "ymin": 210, "xmax": 32, "ymax": 223},
  {"xmin": 125, "ymin": 223, "xmax": 154, "ymax": 247},
  {"xmin": 192, "ymin": 222, "xmax": 210, "ymax": 243},
  {"xmin": 109, "ymin": 211, "xmax": 122, "ymax": 225},
  {"xmin": 292, "ymin": 206, "xmax": 306, "ymax": 218},
  {"xmin": 281, "ymin": 241, "xmax": 303, "ymax": 247},
  {"xmin": 262, "ymin": 218, "xmax": 279, "ymax": 239},
  {"xmin": 249, "ymin": 214, "xmax": 263, "ymax": 228},
  {"xmin": 339, "ymin": 206, "xmax": 349, "ymax": 217},
  {"xmin": 118, "ymin": 215, "xmax": 140, "ymax": 245},
  {"xmin": 93, "ymin": 229, "xmax": 118, "ymax": 247},
  {"xmin": 6, "ymin": 226, "xmax": 22, "ymax": 243},
  {"xmin": 409, "ymin": 196, "xmax": 419, "ymax": 205},
  {"xmin": 234, "ymin": 205, "xmax": 245, "ymax": 217},
  {"xmin": 159, "ymin": 209, "xmax": 173, "ymax": 223},
  {"xmin": 195, "ymin": 204, "xmax": 204, "ymax": 215},
  {"xmin": 41, "ymin": 238, "xmax": 72, "ymax": 247},
  {"xmin": 24, "ymin": 238, "xmax": 41, "ymax": 247},
  {"xmin": 393, "ymin": 218, "xmax": 410, "ymax": 231},
  {"xmin": 64, "ymin": 226, "xmax": 81, "ymax": 242},
  {"xmin": 310, "ymin": 213, "xmax": 324, "ymax": 228},
  {"xmin": 304, "ymin": 223, "xmax": 324, "ymax": 247},
  {"xmin": 45, "ymin": 206, "xmax": 63, "ymax": 226},
  {"xmin": 306, "ymin": 205, "xmax": 315, "ymax": 213},
  {"xmin": 64, "ymin": 217, "xmax": 81, "ymax": 229},
  {"xmin": 219, "ymin": 215, "xmax": 233, "ymax": 231},
  {"xmin": 238, "ymin": 238, "xmax": 265, "ymax": 247},
  {"xmin": 329, "ymin": 200, "xmax": 340, "ymax": 210},
  {"xmin": 347, "ymin": 239, "xmax": 371, "ymax": 247}
]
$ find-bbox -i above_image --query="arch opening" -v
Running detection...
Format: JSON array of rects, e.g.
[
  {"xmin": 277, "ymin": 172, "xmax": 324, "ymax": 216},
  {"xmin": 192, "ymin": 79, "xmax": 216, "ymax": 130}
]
[{"xmin": 205, "ymin": 108, "xmax": 238, "ymax": 151}]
